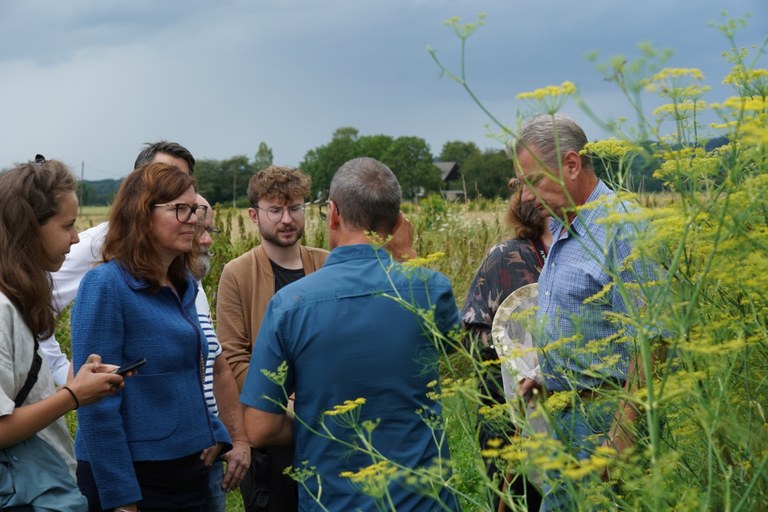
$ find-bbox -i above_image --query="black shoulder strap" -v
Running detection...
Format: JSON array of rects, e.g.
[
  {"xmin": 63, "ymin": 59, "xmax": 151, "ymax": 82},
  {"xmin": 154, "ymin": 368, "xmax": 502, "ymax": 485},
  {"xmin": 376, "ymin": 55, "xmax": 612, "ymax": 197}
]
[
  {"xmin": 15, "ymin": 339, "xmax": 43, "ymax": 408},
  {"xmin": 530, "ymin": 237, "xmax": 549, "ymax": 269}
]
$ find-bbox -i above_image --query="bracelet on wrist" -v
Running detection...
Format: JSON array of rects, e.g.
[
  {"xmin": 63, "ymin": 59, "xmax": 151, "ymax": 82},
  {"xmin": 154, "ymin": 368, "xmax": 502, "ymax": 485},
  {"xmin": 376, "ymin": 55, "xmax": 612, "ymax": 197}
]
[{"xmin": 61, "ymin": 385, "xmax": 80, "ymax": 409}]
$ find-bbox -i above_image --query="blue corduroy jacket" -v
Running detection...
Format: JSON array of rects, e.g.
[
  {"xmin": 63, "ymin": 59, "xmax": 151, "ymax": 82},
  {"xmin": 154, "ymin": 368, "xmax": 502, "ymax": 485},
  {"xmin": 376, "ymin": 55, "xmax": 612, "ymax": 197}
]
[{"xmin": 71, "ymin": 260, "xmax": 231, "ymax": 508}]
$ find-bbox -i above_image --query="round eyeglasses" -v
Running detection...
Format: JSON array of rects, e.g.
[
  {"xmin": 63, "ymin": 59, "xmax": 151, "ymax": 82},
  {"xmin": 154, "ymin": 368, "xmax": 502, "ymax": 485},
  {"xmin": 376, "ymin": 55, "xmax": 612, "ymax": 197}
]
[
  {"xmin": 153, "ymin": 203, "xmax": 208, "ymax": 223},
  {"xmin": 256, "ymin": 204, "xmax": 305, "ymax": 223}
]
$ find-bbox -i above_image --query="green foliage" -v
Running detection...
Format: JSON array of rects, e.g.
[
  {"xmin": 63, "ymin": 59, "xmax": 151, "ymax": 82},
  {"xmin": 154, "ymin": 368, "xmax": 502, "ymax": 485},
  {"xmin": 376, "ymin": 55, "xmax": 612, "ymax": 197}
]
[
  {"xmin": 460, "ymin": 148, "xmax": 516, "ymax": 199},
  {"xmin": 253, "ymin": 141, "xmax": 274, "ymax": 171},
  {"xmin": 51, "ymin": 11, "xmax": 768, "ymax": 512},
  {"xmin": 383, "ymin": 136, "xmax": 441, "ymax": 199},
  {"xmin": 203, "ymin": 205, "xmax": 259, "ymax": 319},
  {"xmin": 426, "ymin": 11, "xmax": 768, "ymax": 511},
  {"xmin": 300, "ymin": 127, "xmax": 442, "ymax": 199},
  {"xmin": 300, "ymin": 127, "xmax": 361, "ymax": 198},
  {"xmin": 79, "ymin": 178, "xmax": 122, "ymax": 206},
  {"xmin": 439, "ymin": 140, "xmax": 481, "ymax": 166},
  {"xmin": 195, "ymin": 155, "xmax": 252, "ymax": 207}
]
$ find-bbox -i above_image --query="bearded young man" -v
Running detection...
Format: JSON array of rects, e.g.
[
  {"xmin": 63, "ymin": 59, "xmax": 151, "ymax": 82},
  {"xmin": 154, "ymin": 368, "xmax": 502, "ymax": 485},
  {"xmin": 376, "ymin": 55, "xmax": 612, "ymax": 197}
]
[{"xmin": 216, "ymin": 166, "xmax": 328, "ymax": 512}]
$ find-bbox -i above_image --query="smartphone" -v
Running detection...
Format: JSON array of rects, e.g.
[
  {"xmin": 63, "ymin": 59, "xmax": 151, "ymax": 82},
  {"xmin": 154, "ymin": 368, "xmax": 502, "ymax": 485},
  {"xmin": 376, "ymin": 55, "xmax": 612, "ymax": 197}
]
[{"xmin": 114, "ymin": 357, "xmax": 147, "ymax": 376}]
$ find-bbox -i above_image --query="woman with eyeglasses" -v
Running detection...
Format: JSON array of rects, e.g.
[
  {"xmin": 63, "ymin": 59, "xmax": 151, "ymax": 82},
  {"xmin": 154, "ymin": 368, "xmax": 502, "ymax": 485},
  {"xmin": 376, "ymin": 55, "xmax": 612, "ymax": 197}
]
[
  {"xmin": 71, "ymin": 162, "xmax": 232, "ymax": 512},
  {"xmin": 0, "ymin": 157, "xmax": 124, "ymax": 510}
]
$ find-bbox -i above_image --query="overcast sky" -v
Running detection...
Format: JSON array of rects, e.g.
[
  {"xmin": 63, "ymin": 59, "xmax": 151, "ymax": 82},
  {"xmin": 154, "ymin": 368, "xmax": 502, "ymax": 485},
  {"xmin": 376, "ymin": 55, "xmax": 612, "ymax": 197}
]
[{"xmin": 1, "ymin": 0, "xmax": 765, "ymax": 180}]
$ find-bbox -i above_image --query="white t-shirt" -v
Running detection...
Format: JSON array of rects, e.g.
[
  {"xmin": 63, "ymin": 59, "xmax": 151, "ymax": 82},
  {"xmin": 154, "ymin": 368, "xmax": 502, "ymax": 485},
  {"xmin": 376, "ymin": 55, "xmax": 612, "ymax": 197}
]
[{"xmin": 0, "ymin": 292, "xmax": 77, "ymax": 476}]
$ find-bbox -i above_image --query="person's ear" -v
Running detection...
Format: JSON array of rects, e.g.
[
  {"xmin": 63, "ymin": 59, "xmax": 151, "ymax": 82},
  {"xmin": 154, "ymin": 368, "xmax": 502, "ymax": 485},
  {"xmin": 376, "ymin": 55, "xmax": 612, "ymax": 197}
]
[
  {"xmin": 327, "ymin": 200, "xmax": 341, "ymax": 229},
  {"xmin": 247, "ymin": 207, "xmax": 259, "ymax": 225},
  {"xmin": 562, "ymin": 150, "xmax": 582, "ymax": 179}
]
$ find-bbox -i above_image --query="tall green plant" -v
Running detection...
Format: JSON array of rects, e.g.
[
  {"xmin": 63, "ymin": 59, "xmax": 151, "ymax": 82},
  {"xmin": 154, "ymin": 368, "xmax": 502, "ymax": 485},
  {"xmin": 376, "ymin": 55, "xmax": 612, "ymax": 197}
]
[{"xmin": 424, "ymin": 12, "xmax": 768, "ymax": 511}]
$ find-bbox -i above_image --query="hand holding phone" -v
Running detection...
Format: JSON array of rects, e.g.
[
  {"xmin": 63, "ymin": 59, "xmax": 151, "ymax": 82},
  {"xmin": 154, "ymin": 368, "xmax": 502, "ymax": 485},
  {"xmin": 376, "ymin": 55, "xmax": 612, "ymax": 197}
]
[{"xmin": 114, "ymin": 357, "xmax": 147, "ymax": 376}]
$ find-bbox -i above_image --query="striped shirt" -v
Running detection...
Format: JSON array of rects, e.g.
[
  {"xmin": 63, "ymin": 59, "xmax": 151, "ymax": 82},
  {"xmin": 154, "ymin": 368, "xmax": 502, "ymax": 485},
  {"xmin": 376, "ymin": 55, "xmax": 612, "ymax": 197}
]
[{"xmin": 195, "ymin": 285, "xmax": 220, "ymax": 416}]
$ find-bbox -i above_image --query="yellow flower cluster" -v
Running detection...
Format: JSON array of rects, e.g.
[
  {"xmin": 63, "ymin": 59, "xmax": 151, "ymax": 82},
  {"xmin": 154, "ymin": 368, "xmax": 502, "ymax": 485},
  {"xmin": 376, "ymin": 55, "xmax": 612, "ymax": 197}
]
[
  {"xmin": 517, "ymin": 81, "xmax": 577, "ymax": 100},
  {"xmin": 650, "ymin": 67, "xmax": 705, "ymax": 82},
  {"xmin": 340, "ymin": 460, "xmax": 398, "ymax": 499},
  {"xmin": 740, "ymin": 116, "xmax": 768, "ymax": 147},
  {"xmin": 542, "ymin": 389, "xmax": 578, "ymax": 414},
  {"xmin": 710, "ymin": 96, "xmax": 768, "ymax": 145},
  {"xmin": 402, "ymin": 251, "xmax": 445, "ymax": 268},
  {"xmin": 260, "ymin": 360, "xmax": 288, "ymax": 386},
  {"xmin": 284, "ymin": 461, "xmax": 318, "ymax": 484},
  {"xmin": 652, "ymin": 100, "xmax": 708, "ymax": 120},
  {"xmin": 646, "ymin": 67, "xmax": 708, "ymax": 100},
  {"xmin": 516, "ymin": 81, "xmax": 577, "ymax": 114},
  {"xmin": 657, "ymin": 155, "xmax": 720, "ymax": 181},
  {"xmin": 478, "ymin": 402, "xmax": 508, "ymax": 421},
  {"xmin": 442, "ymin": 13, "xmax": 487, "ymax": 38},
  {"xmin": 652, "ymin": 147, "xmax": 722, "ymax": 188},
  {"xmin": 481, "ymin": 433, "xmax": 556, "ymax": 461},
  {"xmin": 426, "ymin": 376, "xmax": 474, "ymax": 400},
  {"xmin": 324, "ymin": 397, "xmax": 366, "ymax": 416},
  {"xmin": 581, "ymin": 138, "xmax": 637, "ymax": 160},
  {"xmin": 723, "ymin": 65, "xmax": 768, "ymax": 96},
  {"xmin": 561, "ymin": 446, "xmax": 615, "ymax": 480}
]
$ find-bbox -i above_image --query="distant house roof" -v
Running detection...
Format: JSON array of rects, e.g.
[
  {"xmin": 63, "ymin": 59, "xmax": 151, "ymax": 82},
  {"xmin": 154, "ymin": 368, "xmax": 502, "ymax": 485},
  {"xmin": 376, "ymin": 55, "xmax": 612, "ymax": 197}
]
[{"xmin": 434, "ymin": 161, "xmax": 460, "ymax": 182}]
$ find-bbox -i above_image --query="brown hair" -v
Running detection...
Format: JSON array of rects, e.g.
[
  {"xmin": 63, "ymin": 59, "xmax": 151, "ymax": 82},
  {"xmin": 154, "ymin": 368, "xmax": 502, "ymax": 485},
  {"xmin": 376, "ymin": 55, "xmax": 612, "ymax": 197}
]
[
  {"xmin": 103, "ymin": 162, "xmax": 196, "ymax": 291},
  {"xmin": 506, "ymin": 187, "xmax": 548, "ymax": 240},
  {"xmin": 247, "ymin": 166, "xmax": 311, "ymax": 207},
  {"xmin": 0, "ymin": 159, "xmax": 77, "ymax": 339}
]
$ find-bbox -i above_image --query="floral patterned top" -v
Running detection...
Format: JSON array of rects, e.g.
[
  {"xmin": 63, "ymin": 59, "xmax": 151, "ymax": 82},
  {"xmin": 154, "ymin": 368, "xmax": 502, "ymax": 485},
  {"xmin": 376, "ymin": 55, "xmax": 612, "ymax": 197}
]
[{"xmin": 461, "ymin": 237, "xmax": 546, "ymax": 356}]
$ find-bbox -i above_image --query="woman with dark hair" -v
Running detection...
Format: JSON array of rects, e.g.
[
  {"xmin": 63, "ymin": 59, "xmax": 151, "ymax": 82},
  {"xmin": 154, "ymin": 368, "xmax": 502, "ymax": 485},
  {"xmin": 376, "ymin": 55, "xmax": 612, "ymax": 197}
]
[
  {"xmin": 71, "ymin": 162, "xmax": 232, "ymax": 512},
  {"xmin": 461, "ymin": 179, "xmax": 551, "ymax": 511},
  {"xmin": 0, "ymin": 157, "xmax": 124, "ymax": 510}
]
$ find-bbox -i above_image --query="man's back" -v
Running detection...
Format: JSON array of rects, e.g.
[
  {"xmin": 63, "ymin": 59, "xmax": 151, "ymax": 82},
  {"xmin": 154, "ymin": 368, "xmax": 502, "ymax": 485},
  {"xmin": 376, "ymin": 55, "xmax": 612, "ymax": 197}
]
[{"xmin": 242, "ymin": 244, "xmax": 460, "ymax": 511}]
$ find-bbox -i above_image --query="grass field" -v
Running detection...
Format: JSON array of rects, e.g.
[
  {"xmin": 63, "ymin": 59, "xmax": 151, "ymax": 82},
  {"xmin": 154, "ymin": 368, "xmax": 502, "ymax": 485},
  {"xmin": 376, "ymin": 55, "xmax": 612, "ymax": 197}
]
[
  {"xmin": 63, "ymin": 188, "xmax": 768, "ymax": 510},
  {"xmin": 65, "ymin": 200, "xmax": 507, "ymax": 511}
]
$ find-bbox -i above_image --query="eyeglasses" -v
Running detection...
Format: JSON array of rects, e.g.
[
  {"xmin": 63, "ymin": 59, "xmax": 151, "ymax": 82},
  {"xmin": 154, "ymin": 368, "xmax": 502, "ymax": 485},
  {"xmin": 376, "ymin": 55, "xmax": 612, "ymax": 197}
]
[
  {"xmin": 318, "ymin": 200, "xmax": 337, "ymax": 222},
  {"xmin": 256, "ymin": 204, "xmax": 305, "ymax": 223},
  {"xmin": 153, "ymin": 203, "xmax": 208, "ymax": 223},
  {"xmin": 196, "ymin": 224, "xmax": 221, "ymax": 237}
]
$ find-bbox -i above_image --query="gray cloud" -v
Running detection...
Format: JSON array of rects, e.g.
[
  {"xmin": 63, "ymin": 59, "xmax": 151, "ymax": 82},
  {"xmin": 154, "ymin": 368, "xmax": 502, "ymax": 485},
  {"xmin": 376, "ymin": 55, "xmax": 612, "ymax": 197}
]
[{"xmin": 0, "ymin": 0, "xmax": 765, "ymax": 179}]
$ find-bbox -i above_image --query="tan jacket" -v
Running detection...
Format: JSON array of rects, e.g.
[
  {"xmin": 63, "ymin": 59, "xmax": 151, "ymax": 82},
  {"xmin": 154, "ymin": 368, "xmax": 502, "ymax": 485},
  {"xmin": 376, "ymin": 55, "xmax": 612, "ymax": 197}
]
[{"xmin": 216, "ymin": 244, "xmax": 328, "ymax": 391}]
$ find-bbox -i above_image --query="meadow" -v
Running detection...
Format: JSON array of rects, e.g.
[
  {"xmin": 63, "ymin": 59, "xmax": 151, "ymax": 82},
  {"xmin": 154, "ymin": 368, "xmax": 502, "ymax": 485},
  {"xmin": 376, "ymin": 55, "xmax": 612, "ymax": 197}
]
[
  {"xmin": 65, "ymin": 200, "xmax": 510, "ymax": 511},
  {"xmin": 58, "ymin": 14, "xmax": 768, "ymax": 510},
  {"xmin": 66, "ymin": 176, "xmax": 768, "ymax": 511}
]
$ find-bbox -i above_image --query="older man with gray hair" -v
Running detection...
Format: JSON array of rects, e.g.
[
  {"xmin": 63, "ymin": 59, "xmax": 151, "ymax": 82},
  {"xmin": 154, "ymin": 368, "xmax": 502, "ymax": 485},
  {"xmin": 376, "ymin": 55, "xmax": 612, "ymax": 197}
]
[{"xmin": 511, "ymin": 114, "xmax": 652, "ymax": 510}]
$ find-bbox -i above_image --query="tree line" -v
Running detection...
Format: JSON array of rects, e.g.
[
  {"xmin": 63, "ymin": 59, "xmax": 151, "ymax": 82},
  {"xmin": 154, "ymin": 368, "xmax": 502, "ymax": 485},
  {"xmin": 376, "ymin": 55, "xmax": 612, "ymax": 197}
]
[{"xmin": 76, "ymin": 127, "xmax": 671, "ymax": 206}]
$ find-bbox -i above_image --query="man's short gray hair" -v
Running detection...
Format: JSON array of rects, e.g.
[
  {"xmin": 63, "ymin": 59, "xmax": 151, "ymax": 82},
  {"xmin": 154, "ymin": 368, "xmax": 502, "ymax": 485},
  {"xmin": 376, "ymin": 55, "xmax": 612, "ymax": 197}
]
[
  {"xmin": 507, "ymin": 113, "xmax": 592, "ymax": 170},
  {"xmin": 329, "ymin": 157, "xmax": 401, "ymax": 234}
]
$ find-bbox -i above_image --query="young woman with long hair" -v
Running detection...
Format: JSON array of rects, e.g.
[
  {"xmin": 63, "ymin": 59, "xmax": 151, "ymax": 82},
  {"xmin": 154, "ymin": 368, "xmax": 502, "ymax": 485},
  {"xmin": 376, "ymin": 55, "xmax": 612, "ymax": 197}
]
[{"xmin": 0, "ymin": 157, "xmax": 124, "ymax": 510}]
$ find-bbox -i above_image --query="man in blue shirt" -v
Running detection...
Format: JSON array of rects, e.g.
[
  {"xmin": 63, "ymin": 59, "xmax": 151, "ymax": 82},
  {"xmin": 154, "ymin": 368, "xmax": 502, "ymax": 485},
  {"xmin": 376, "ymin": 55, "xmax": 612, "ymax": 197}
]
[
  {"xmin": 511, "ymin": 114, "xmax": 649, "ymax": 510},
  {"xmin": 240, "ymin": 157, "xmax": 461, "ymax": 511}
]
